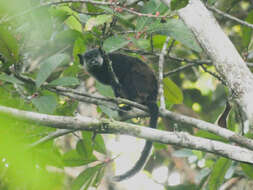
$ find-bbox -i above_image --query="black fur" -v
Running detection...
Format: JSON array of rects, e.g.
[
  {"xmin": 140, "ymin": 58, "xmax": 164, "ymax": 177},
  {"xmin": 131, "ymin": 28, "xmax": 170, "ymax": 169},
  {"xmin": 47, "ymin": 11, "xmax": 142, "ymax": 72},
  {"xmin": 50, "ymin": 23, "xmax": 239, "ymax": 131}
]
[{"xmin": 78, "ymin": 49, "xmax": 158, "ymax": 181}]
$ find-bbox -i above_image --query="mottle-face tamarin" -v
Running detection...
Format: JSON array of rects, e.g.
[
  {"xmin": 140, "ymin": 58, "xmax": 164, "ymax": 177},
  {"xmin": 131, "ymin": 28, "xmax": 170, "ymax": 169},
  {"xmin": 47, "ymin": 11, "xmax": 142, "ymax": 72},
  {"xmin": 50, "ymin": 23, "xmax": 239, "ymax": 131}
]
[{"xmin": 78, "ymin": 48, "xmax": 158, "ymax": 181}]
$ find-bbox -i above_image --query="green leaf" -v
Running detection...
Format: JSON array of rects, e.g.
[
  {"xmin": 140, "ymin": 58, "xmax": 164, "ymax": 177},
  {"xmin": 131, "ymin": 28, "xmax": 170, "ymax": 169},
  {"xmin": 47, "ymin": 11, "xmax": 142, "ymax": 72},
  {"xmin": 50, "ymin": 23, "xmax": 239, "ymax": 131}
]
[
  {"xmin": 49, "ymin": 6, "xmax": 71, "ymax": 22},
  {"xmin": 148, "ymin": 19, "xmax": 202, "ymax": 52},
  {"xmin": 93, "ymin": 167, "xmax": 105, "ymax": 188},
  {"xmin": 163, "ymin": 78, "xmax": 183, "ymax": 104},
  {"xmin": 65, "ymin": 15, "xmax": 82, "ymax": 32},
  {"xmin": 73, "ymin": 37, "xmax": 86, "ymax": 62},
  {"xmin": 35, "ymin": 53, "xmax": 69, "ymax": 88},
  {"xmin": 0, "ymin": 74, "xmax": 23, "ymax": 85},
  {"xmin": 32, "ymin": 95, "xmax": 57, "ymax": 114},
  {"xmin": 165, "ymin": 184, "xmax": 197, "ymax": 190},
  {"xmin": 136, "ymin": 0, "xmax": 168, "ymax": 31},
  {"xmin": 207, "ymin": 0, "xmax": 217, "ymax": 5},
  {"xmin": 196, "ymin": 168, "xmax": 211, "ymax": 184},
  {"xmin": 103, "ymin": 36, "xmax": 130, "ymax": 53},
  {"xmin": 241, "ymin": 163, "xmax": 253, "ymax": 179},
  {"xmin": 54, "ymin": 29, "xmax": 85, "ymax": 48},
  {"xmin": 95, "ymin": 81, "xmax": 114, "ymax": 97},
  {"xmin": 173, "ymin": 149, "xmax": 194, "ymax": 158},
  {"xmin": 48, "ymin": 77, "xmax": 80, "ymax": 87},
  {"xmin": 82, "ymin": 132, "xmax": 106, "ymax": 154},
  {"xmin": 99, "ymin": 105, "xmax": 118, "ymax": 118},
  {"xmin": 131, "ymin": 38, "xmax": 150, "ymax": 50},
  {"xmin": 85, "ymin": 15, "xmax": 112, "ymax": 31},
  {"xmin": 0, "ymin": 26, "xmax": 19, "ymax": 63},
  {"xmin": 242, "ymin": 10, "xmax": 253, "ymax": 48},
  {"xmin": 76, "ymin": 139, "xmax": 93, "ymax": 159},
  {"xmin": 195, "ymin": 130, "xmax": 228, "ymax": 142},
  {"xmin": 152, "ymin": 35, "xmax": 168, "ymax": 49},
  {"xmin": 0, "ymin": 112, "xmax": 64, "ymax": 190},
  {"xmin": 62, "ymin": 150, "xmax": 97, "ymax": 167},
  {"xmin": 71, "ymin": 164, "xmax": 104, "ymax": 190},
  {"xmin": 136, "ymin": 1, "xmax": 157, "ymax": 31},
  {"xmin": 93, "ymin": 134, "xmax": 106, "ymax": 154},
  {"xmin": 55, "ymin": 100, "xmax": 78, "ymax": 116},
  {"xmin": 208, "ymin": 157, "xmax": 231, "ymax": 190},
  {"xmin": 81, "ymin": 132, "xmax": 107, "ymax": 155},
  {"xmin": 62, "ymin": 62, "xmax": 80, "ymax": 77},
  {"xmin": 171, "ymin": 0, "xmax": 189, "ymax": 11}
]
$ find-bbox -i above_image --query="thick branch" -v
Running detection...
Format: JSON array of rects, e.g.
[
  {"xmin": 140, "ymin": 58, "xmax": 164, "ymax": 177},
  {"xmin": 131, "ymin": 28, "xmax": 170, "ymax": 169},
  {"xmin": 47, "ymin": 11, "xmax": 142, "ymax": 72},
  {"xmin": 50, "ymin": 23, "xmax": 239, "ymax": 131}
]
[
  {"xmin": 1, "ymin": 105, "xmax": 253, "ymax": 164},
  {"xmin": 162, "ymin": 0, "xmax": 253, "ymax": 124},
  {"xmin": 161, "ymin": 110, "xmax": 253, "ymax": 151},
  {"xmin": 46, "ymin": 85, "xmax": 253, "ymax": 151}
]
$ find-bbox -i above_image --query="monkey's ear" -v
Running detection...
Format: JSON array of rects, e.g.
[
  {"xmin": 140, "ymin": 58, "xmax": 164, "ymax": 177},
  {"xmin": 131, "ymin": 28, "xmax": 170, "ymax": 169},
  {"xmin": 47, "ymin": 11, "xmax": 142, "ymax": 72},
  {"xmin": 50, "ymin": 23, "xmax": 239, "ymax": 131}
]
[{"xmin": 77, "ymin": 54, "xmax": 83, "ymax": 65}]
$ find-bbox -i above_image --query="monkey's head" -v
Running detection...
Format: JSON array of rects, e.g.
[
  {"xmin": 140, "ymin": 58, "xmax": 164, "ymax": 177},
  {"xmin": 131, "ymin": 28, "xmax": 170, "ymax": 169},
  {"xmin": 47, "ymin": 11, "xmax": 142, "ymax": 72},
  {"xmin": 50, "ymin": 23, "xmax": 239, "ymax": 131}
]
[{"xmin": 78, "ymin": 49, "xmax": 104, "ymax": 72}]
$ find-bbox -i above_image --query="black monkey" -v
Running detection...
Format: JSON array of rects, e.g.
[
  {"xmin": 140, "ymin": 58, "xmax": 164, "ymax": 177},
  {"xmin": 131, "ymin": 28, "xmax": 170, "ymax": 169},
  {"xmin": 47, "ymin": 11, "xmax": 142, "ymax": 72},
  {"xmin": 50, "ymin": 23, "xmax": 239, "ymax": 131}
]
[{"xmin": 78, "ymin": 49, "xmax": 158, "ymax": 181}]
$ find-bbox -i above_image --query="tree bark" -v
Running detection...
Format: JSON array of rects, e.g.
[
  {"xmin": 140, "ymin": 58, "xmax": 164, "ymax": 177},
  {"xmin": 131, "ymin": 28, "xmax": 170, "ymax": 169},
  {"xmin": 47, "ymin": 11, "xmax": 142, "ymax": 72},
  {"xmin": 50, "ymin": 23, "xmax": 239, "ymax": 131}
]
[{"xmin": 162, "ymin": 0, "xmax": 253, "ymax": 125}]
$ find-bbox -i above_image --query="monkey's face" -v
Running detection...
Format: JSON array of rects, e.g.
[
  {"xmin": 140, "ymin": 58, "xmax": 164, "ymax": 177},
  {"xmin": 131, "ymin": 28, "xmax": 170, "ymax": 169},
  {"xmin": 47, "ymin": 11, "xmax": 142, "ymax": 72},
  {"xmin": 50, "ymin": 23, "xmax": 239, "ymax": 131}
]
[{"xmin": 78, "ymin": 49, "xmax": 104, "ymax": 72}]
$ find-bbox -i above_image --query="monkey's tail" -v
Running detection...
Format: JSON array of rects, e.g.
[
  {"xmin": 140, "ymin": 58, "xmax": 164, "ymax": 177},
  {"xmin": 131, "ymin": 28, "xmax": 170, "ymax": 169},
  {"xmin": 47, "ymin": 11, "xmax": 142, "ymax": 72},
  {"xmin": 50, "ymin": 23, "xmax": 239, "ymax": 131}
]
[{"xmin": 112, "ymin": 102, "xmax": 158, "ymax": 182}]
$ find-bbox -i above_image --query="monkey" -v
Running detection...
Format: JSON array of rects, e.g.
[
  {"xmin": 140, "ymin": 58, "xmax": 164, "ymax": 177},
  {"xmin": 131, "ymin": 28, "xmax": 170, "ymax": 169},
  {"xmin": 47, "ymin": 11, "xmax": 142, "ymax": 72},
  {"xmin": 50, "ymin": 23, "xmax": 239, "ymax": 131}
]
[{"xmin": 78, "ymin": 48, "xmax": 158, "ymax": 181}]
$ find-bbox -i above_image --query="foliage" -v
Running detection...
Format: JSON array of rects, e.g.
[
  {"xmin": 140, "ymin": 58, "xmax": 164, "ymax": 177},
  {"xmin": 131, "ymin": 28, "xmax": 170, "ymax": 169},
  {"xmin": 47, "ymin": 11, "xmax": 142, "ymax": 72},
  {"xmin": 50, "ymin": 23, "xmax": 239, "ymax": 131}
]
[{"xmin": 0, "ymin": 0, "xmax": 253, "ymax": 189}]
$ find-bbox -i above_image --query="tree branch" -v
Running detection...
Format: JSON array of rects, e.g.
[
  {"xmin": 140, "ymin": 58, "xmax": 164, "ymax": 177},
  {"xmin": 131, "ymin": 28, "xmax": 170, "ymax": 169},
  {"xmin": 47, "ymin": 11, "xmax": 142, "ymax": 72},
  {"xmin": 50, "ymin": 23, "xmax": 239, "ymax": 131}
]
[
  {"xmin": 158, "ymin": 37, "xmax": 170, "ymax": 109},
  {"xmin": 12, "ymin": 74, "xmax": 253, "ymax": 152},
  {"xmin": 47, "ymin": 86, "xmax": 253, "ymax": 151},
  {"xmin": 1, "ymin": 105, "xmax": 253, "ymax": 164},
  {"xmin": 170, "ymin": 0, "xmax": 253, "ymax": 124},
  {"xmin": 207, "ymin": 5, "xmax": 253, "ymax": 29}
]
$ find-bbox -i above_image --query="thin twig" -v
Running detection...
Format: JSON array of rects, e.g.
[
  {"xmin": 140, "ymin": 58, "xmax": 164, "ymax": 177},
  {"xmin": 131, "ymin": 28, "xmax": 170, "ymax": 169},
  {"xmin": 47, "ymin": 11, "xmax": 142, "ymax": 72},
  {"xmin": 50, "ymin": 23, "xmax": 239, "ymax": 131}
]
[
  {"xmin": 14, "ymin": 73, "xmax": 148, "ymax": 112},
  {"xmin": 0, "ymin": 0, "xmax": 170, "ymax": 25},
  {"xmin": 29, "ymin": 129, "xmax": 77, "ymax": 148},
  {"xmin": 158, "ymin": 37, "xmax": 170, "ymax": 109},
  {"xmin": 163, "ymin": 62, "xmax": 198, "ymax": 76},
  {"xmin": 207, "ymin": 5, "xmax": 253, "ymax": 29},
  {"xmin": 200, "ymin": 64, "xmax": 227, "ymax": 85}
]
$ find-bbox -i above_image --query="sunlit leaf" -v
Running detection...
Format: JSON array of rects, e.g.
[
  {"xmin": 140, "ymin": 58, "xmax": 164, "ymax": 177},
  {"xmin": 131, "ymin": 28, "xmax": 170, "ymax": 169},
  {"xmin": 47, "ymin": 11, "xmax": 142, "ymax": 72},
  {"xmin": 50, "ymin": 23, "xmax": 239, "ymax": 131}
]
[
  {"xmin": 242, "ymin": 10, "xmax": 253, "ymax": 48},
  {"xmin": 208, "ymin": 157, "xmax": 231, "ymax": 190},
  {"xmin": 93, "ymin": 134, "xmax": 106, "ymax": 154},
  {"xmin": 85, "ymin": 15, "xmax": 112, "ymax": 31},
  {"xmin": 241, "ymin": 163, "xmax": 253, "ymax": 179},
  {"xmin": 0, "ymin": 113, "xmax": 63, "ymax": 190},
  {"xmin": 152, "ymin": 35, "xmax": 168, "ymax": 49},
  {"xmin": 0, "ymin": 26, "xmax": 19, "ymax": 63},
  {"xmin": 73, "ymin": 37, "xmax": 86, "ymax": 62},
  {"xmin": 163, "ymin": 78, "xmax": 183, "ymax": 104},
  {"xmin": 65, "ymin": 15, "xmax": 82, "ymax": 32}
]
